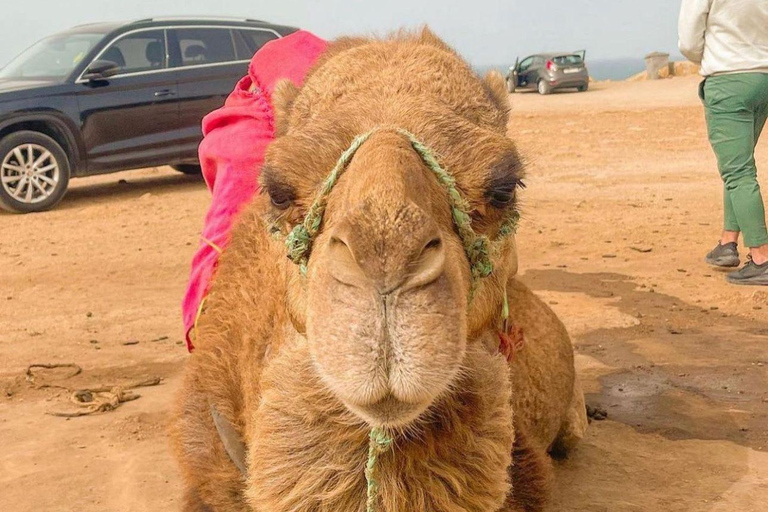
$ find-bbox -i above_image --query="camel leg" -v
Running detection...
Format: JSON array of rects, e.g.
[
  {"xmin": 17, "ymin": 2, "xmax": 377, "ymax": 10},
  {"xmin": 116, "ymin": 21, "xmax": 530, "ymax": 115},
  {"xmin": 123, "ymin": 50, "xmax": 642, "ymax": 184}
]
[
  {"xmin": 182, "ymin": 487, "xmax": 214, "ymax": 512},
  {"xmin": 550, "ymin": 373, "xmax": 588, "ymax": 457},
  {"xmin": 503, "ymin": 426, "xmax": 553, "ymax": 512},
  {"xmin": 172, "ymin": 373, "xmax": 249, "ymax": 512}
]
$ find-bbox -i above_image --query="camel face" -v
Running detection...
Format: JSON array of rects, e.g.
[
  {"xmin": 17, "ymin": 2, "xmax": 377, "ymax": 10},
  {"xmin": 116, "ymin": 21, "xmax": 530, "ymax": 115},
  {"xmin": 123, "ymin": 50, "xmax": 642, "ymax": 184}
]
[
  {"xmin": 260, "ymin": 32, "xmax": 524, "ymax": 428},
  {"xmin": 304, "ymin": 130, "xmax": 471, "ymax": 427}
]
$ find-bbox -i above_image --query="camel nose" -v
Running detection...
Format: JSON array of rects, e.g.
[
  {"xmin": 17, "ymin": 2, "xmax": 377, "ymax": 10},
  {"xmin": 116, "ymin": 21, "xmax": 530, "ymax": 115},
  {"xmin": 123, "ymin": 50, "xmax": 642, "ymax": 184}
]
[{"xmin": 327, "ymin": 217, "xmax": 446, "ymax": 295}]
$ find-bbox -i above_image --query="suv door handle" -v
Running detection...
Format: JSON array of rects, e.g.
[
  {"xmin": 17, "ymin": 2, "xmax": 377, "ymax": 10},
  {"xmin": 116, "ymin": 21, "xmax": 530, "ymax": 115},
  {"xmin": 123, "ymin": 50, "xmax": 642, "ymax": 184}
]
[{"xmin": 154, "ymin": 89, "xmax": 176, "ymax": 97}]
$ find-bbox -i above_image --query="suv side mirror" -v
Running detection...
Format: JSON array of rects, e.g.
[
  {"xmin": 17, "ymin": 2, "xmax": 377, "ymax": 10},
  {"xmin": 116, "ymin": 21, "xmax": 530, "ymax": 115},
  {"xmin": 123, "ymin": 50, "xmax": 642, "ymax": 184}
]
[{"xmin": 82, "ymin": 60, "xmax": 121, "ymax": 81}]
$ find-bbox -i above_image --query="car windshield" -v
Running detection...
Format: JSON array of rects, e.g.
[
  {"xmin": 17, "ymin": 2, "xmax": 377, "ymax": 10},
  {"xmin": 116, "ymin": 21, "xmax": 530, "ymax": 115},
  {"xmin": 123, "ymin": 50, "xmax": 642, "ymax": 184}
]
[
  {"xmin": 0, "ymin": 32, "xmax": 104, "ymax": 80},
  {"xmin": 553, "ymin": 55, "xmax": 584, "ymax": 66}
]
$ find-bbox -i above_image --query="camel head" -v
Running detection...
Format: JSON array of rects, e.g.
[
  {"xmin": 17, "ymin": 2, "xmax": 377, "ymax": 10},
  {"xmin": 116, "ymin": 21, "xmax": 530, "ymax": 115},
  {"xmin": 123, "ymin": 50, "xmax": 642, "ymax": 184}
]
[{"xmin": 260, "ymin": 30, "xmax": 524, "ymax": 428}]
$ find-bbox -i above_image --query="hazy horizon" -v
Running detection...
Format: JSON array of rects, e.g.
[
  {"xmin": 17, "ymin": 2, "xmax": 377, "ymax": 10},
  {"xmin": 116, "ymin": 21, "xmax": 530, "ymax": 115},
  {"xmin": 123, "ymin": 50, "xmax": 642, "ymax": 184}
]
[{"xmin": 0, "ymin": 0, "xmax": 684, "ymax": 79}]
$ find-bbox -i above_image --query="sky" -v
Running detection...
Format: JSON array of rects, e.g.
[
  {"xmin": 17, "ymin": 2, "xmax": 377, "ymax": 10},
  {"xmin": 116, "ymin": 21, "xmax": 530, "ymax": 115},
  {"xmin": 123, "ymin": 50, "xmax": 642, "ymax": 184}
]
[{"xmin": 0, "ymin": 0, "xmax": 684, "ymax": 69}]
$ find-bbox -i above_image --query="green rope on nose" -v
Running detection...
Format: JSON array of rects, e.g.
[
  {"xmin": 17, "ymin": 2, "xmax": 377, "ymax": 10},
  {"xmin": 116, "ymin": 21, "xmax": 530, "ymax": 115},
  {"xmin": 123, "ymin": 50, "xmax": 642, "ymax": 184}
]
[
  {"xmin": 285, "ymin": 130, "xmax": 378, "ymax": 274},
  {"xmin": 404, "ymin": 133, "xmax": 493, "ymax": 282},
  {"xmin": 283, "ymin": 127, "xmax": 517, "ymax": 281},
  {"xmin": 366, "ymin": 427, "xmax": 394, "ymax": 512}
]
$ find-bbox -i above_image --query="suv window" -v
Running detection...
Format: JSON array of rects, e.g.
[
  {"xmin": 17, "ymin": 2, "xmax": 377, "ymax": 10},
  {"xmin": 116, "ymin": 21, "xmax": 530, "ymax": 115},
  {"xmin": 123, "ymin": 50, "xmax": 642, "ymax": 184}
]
[
  {"xmin": 174, "ymin": 28, "xmax": 236, "ymax": 67},
  {"xmin": 100, "ymin": 30, "xmax": 166, "ymax": 75},
  {"xmin": 235, "ymin": 29, "xmax": 278, "ymax": 56}
]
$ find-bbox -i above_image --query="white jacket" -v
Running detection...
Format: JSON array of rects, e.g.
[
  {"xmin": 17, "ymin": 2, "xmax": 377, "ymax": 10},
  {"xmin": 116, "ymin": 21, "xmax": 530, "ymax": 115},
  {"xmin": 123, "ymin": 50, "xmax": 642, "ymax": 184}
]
[{"xmin": 678, "ymin": 0, "xmax": 768, "ymax": 76}]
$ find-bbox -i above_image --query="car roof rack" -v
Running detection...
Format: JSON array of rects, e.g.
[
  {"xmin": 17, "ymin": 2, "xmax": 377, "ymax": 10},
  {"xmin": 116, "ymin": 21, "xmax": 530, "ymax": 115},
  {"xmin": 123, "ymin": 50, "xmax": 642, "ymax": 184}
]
[{"xmin": 132, "ymin": 16, "xmax": 267, "ymax": 24}]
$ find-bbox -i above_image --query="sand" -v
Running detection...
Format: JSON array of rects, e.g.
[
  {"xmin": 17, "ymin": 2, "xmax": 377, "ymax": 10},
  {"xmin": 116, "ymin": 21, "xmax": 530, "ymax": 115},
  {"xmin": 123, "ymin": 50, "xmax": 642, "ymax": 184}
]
[{"xmin": 1, "ymin": 75, "xmax": 766, "ymax": 511}]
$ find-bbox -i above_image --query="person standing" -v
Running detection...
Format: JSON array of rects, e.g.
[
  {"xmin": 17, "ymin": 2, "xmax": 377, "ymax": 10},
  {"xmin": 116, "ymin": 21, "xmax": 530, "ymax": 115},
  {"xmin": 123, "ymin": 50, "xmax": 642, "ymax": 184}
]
[{"xmin": 679, "ymin": 0, "xmax": 768, "ymax": 285}]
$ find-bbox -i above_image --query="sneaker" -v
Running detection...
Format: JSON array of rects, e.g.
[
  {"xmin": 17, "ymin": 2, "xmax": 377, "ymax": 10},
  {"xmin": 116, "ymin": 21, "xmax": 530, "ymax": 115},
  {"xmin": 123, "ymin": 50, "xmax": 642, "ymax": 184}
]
[
  {"xmin": 726, "ymin": 257, "xmax": 768, "ymax": 286},
  {"xmin": 705, "ymin": 242, "xmax": 740, "ymax": 268}
]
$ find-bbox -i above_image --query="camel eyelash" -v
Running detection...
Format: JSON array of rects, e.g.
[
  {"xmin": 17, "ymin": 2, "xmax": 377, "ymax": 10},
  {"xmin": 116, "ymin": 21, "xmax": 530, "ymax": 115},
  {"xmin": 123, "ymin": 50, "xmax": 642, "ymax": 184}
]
[
  {"xmin": 485, "ymin": 151, "xmax": 525, "ymax": 209},
  {"xmin": 260, "ymin": 168, "xmax": 297, "ymax": 210}
]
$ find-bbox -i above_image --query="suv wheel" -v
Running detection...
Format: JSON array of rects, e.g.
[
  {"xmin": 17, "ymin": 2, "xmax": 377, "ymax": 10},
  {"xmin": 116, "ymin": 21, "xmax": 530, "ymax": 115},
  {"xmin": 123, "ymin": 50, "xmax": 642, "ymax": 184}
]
[
  {"xmin": 578, "ymin": 83, "xmax": 589, "ymax": 92},
  {"xmin": 0, "ymin": 131, "xmax": 70, "ymax": 213},
  {"xmin": 537, "ymin": 80, "xmax": 552, "ymax": 95}
]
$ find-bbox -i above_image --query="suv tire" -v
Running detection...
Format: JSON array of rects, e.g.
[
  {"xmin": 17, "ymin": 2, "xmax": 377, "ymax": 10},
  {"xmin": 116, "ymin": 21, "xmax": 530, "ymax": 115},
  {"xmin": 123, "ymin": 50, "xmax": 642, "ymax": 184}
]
[
  {"xmin": 578, "ymin": 83, "xmax": 589, "ymax": 92},
  {"xmin": 172, "ymin": 164, "xmax": 202, "ymax": 175},
  {"xmin": 0, "ymin": 131, "xmax": 71, "ymax": 213},
  {"xmin": 537, "ymin": 80, "xmax": 552, "ymax": 95}
]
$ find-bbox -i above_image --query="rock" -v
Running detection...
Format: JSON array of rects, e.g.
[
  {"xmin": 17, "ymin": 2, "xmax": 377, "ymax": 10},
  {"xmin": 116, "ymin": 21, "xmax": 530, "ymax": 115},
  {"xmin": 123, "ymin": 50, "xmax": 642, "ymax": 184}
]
[
  {"xmin": 587, "ymin": 404, "xmax": 608, "ymax": 421},
  {"xmin": 752, "ymin": 291, "xmax": 768, "ymax": 306},
  {"xmin": 672, "ymin": 61, "xmax": 700, "ymax": 77},
  {"xmin": 630, "ymin": 246, "xmax": 653, "ymax": 253},
  {"xmin": 122, "ymin": 340, "xmax": 140, "ymax": 346},
  {"xmin": 74, "ymin": 390, "xmax": 94, "ymax": 403}
]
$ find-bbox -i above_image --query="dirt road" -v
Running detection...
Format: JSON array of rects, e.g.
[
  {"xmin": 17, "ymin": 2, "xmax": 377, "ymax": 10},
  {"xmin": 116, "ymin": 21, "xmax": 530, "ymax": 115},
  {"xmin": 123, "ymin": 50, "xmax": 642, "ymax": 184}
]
[{"xmin": 1, "ymin": 76, "xmax": 766, "ymax": 511}]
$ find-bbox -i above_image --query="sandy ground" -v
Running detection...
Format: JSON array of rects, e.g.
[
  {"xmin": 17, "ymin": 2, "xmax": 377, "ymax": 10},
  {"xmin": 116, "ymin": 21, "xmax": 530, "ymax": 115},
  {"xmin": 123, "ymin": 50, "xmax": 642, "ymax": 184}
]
[{"xmin": 1, "ymin": 75, "xmax": 766, "ymax": 511}]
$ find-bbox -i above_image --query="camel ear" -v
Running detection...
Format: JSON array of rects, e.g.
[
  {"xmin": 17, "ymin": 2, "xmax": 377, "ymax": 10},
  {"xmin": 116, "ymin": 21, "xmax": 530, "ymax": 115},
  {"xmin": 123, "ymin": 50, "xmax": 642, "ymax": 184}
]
[
  {"xmin": 417, "ymin": 26, "xmax": 456, "ymax": 54},
  {"xmin": 482, "ymin": 70, "xmax": 510, "ymax": 112},
  {"xmin": 272, "ymin": 79, "xmax": 300, "ymax": 136}
]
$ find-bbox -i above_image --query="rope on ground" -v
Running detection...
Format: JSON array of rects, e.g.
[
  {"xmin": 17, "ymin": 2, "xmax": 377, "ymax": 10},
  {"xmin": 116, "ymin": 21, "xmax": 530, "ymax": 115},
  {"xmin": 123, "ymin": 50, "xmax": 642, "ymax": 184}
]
[
  {"xmin": 48, "ymin": 377, "xmax": 162, "ymax": 418},
  {"xmin": 25, "ymin": 363, "xmax": 82, "ymax": 389},
  {"xmin": 24, "ymin": 363, "xmax": 162, "ymax": 417}
]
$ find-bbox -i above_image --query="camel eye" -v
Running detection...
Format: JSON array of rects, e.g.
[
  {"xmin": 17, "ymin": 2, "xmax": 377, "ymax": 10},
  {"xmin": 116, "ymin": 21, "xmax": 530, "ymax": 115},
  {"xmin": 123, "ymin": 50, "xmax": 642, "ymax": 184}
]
[
  {"xmin": 261, "ymin": 168, "xmax": 295, "ymax": 210},
  {"xmin": 268, "ymin": 188, "xmax": 294, "ymax": 210},
  {"xmin": 485, "ymin": 151, "xmax": 525, "ymax": 210},
  {"xmin": 489, "ymin": 189, "xmax": 514, "ymax": 208},
  {"xmin": 486, "ymin": 180, "xmax": 523, "ymax": 209}
]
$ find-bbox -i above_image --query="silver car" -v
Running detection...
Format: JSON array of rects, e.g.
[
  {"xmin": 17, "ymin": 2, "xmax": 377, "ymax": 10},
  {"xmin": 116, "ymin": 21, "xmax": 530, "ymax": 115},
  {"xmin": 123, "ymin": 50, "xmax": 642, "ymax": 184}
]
[{"xmin": 506, "ymin": 51, "xmax": 589, "ymax": 95}]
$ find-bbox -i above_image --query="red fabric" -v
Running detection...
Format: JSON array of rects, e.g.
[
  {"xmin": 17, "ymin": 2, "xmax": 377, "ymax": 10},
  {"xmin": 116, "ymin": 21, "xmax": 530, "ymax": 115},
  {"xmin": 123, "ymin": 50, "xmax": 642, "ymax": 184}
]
[{"xmin": 182, "ymin": 30, "xmax": 327, "ymax": 351}]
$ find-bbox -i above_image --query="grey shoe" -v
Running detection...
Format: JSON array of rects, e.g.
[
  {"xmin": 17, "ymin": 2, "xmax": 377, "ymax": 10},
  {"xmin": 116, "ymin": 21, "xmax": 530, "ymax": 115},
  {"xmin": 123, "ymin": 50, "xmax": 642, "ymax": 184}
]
[
  {"xmin": 726, "ymin": 257, "xmax": 768, "ymax": 286},
  {"xmin": 705, "ymin": 242, "xmax": 740, "ymax": 267}
]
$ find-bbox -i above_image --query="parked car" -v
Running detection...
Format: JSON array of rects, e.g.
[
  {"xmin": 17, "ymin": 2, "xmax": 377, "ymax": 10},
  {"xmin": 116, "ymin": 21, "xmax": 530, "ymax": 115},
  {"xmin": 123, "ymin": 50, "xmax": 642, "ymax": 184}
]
[
  {"xmin": 0, "ymin": 17, "xmax": 297, "ymax": 213},
  {"xmin": 506, "ymin": 51, "xmax": 589, "ymax": 95}
]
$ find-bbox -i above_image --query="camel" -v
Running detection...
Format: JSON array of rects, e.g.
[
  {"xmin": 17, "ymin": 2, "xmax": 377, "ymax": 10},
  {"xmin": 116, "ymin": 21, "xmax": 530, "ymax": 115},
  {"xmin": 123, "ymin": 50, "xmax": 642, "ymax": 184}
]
[{"xmin": 171, "ymin": 29, "xmax": 587, "ymax": 512}]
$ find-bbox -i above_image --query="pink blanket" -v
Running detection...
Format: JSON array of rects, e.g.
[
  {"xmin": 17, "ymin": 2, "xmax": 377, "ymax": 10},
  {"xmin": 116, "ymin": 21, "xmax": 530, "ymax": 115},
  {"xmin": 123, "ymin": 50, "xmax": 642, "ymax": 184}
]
[{"xmin": 182, "ymin": 30, "xmax": 327, "ymax": 351}]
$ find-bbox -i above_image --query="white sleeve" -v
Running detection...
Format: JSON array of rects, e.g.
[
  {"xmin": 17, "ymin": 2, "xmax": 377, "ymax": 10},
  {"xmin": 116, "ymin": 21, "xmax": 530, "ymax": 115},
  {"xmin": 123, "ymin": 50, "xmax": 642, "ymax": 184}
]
[{"xmin": 678, "ymin": 0, "xmax": 710, "ymax": 64}]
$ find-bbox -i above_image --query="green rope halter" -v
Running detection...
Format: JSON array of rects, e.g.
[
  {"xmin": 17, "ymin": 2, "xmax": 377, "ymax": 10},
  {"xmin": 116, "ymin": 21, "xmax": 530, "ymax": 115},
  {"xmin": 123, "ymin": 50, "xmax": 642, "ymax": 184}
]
[
  {"xmin": 365, "ymin": 427, "xmax": 393, "ymax": 512},
  {"xmin": 283, "ymin": 127, "xmax": 519, "ymax": 282},
  {"xmin": 276, "ymin": 127, "xmax": 520, "ymax": 511}
]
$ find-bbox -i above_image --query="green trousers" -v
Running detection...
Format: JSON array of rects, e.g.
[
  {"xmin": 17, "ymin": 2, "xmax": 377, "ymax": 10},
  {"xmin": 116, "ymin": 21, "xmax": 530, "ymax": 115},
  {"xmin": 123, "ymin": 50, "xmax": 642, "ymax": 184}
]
[{"xmin": 702, "ymin": 73, "xmax": 768, "ymax": 248}]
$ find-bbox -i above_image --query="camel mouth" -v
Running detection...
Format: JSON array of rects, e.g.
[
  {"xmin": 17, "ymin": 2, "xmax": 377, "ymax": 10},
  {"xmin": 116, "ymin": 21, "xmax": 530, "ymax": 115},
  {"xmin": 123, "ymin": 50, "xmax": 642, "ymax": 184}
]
[{"xmin": 345, "ymin": 394, "xmax": 430, "ymax": 428}]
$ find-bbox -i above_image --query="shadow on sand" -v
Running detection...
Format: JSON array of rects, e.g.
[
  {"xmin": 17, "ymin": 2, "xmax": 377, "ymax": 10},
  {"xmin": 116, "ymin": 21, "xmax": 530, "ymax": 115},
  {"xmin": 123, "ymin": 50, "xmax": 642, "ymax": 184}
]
[{"xmin": 522, "ymin": 269, "xmax": 766, "ymax": 511}]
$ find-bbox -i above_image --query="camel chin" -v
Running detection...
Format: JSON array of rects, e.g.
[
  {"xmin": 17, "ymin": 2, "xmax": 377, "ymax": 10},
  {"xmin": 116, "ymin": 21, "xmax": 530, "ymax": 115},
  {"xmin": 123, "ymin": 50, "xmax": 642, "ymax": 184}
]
[{"xmin": 171, "ymin": 28, "xmax": 585, "ymax": 512}]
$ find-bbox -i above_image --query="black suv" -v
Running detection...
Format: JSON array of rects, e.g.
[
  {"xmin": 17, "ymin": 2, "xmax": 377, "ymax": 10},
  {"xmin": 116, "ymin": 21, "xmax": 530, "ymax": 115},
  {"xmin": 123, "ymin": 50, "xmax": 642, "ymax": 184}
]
[{"xmin": 0, "ymin": 17, "xmax": 297, "ymax": 213}]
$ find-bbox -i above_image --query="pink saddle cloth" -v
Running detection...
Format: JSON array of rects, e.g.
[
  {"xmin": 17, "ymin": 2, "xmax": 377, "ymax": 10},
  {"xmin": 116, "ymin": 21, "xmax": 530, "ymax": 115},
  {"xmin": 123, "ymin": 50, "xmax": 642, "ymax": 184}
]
[{"xmin": 182, "ymin": 30, "xmax": 327, "ymax": 351}]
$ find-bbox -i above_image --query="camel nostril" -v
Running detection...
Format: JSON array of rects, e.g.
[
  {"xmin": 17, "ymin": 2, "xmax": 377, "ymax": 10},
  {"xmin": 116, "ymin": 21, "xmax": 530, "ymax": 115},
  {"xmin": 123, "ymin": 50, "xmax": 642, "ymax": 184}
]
[
  {"xmin": 404, "ymin": 235, "xmax": 445, "ymax": 291},
  {"xmin": 330, "ymin": 236, "xmax": 350, "ymax": 249},
  {"xmin": 327, "ymin": 232, "xmax": 369, "ymax": 287},
  {"xmin": 424, "ymin": 238, "xmax": 441, "ymax": 251}
]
